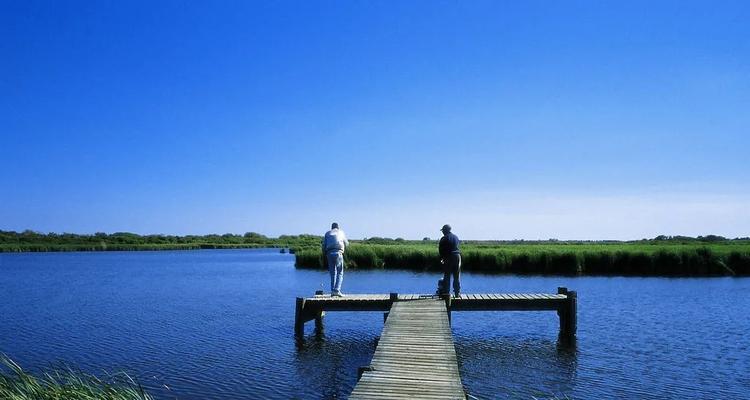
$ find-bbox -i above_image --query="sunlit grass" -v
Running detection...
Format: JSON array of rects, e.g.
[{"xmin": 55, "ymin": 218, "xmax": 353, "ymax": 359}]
[
  {"xmin": 0, "ymin": 356, "xmax": 152, "ymax": 400},
  {"xmin": 295, "ymin": 242, "xmax": 750, "ymax": 276}
]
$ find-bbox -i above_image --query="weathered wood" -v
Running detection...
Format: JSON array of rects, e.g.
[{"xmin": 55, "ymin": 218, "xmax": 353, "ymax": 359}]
[
  {"xmin": 557, "ymin": 287, "xmax": 567, "ymax": 336},
  {"xmin": 294, "ymin": 297, "xmax": 305, "ymax": 337},
  {"xmin": 563, "ymin": 290, "xmax": 577, "ymax": 337},
  {"xmin": 358, "ymin": 365, "xmax": 375, "ymax": 381},
  {"xmin": 295, "ymin": 290, "xmax": 576, "ymax": 338},
  {"xmin": 350, "ymin": 299, "xmax": 465, "ymax": 400},
  {"xmin": 314, "ymin": 309, "xmax": 324, "ymax": 331},
  {"xmin": 556, "ymin": 287, "xmax": 577, "ymax": 337}
]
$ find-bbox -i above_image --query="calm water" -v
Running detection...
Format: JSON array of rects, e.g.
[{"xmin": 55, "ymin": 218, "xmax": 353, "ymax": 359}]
[{"xmin": 1, "ymin": 249, "xmax": 748, "ymax": 399}]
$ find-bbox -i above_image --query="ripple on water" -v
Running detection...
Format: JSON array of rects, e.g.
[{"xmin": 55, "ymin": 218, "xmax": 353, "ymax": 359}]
[{"xmin": 1, "ymin": 251, "xmax": 749, "ymax": 399}]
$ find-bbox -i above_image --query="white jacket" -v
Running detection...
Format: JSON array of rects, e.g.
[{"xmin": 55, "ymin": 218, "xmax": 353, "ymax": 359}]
[{"xmin": 322, "ymin": 228, "xmax": 349, "ymax": 253}]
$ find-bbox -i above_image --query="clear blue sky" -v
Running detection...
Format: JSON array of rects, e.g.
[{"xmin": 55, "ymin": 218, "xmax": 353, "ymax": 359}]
[{"xmin": 2, "ymin": 1, "xmax": 748, "ymax": 239}]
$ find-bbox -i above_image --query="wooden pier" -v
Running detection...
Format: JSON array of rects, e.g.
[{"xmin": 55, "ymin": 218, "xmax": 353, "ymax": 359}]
[
  {"xmin": 295, "ymin": 287, "xmax": 577, "ymax": 338},
  {"xmin": 294, "ymin": 287, "xmax": 577, "ymax": 399},
  {"xmin": 350, "ymin": 298, "xmax": 464, "ymax": 400}
]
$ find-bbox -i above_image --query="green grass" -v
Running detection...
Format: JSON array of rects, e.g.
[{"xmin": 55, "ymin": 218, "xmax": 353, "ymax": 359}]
[
  {"xmin": 0, "ymin": 230, "xmax": 322, "ymax": 253},
  {"xmin": 4, "ymin": 230, "xmax": 749, "ymax": 276},
  {"xmin": 0, "ymin": 243, "xmax": 271, "ymax": 252},
  {"xmin": 0, "ymin": 356, "xmax": 152, "ymax": 400},
  {"xmin": 295, "ymin": 242, "xmax": 750, "ymax": 276}
]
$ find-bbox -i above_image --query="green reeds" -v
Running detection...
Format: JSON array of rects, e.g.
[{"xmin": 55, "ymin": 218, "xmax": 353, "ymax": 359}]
[
  {"xmin": 0, "ymin": 243, "xmax": 273, "ymax": 252},
  {"xmin": 295, "ymin": 243, "xmax": 750, "ymax": 277},
  {"xmin": 5, "ymin": 229, "xmax": 748, "ymax": 277},
  {"xmin": 0, "ymin": 356, "xmax": 152, "ymax": 400}
]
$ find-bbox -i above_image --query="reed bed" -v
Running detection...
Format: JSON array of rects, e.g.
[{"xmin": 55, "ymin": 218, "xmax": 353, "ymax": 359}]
[
  {"xmin": 4, "ymin": 230, "xmax": 748, "ymax": 276},
  {"xmin": 0, "ymin": 230, "xmax": 321, "ymax": 253},
  {"xmin": 0, "ymin": 356, "xmax": 152, "ymax": 400},
  {"xmin": 0, "ymin": 243, "xmax": 271, "ymax": 253},
  {"xmin": 295, "ymin": 243, "xmax": 750, "ymax": 276}
]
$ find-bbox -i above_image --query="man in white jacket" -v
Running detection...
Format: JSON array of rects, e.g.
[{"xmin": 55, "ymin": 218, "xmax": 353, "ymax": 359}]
[{"xmin": 322, "ymin": 222, "xmax": 349, "ymax": 297}]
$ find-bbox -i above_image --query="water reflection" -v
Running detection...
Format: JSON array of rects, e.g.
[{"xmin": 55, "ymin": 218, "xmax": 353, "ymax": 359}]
[
  {"xmin": 293, "ymin": 310, "xmax": 579, "ymax": 400},
  {"xmin": 293, "ymin": 329, "xmax": 578, "ymax": 400},
  {"xmin": 455, "ymin": 334, "xmax": 578, "ymax": 399},
  {"xmin": 294, "ymin": 330, "xmax": 378, "ymax": 399},
  {"xmin": 3, "ymin": 251, "xmax": 749, "ymax": 399}
]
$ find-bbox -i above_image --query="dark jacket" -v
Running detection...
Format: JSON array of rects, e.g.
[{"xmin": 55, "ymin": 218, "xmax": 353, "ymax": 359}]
[{"xmin": 438, "ymin": 232, "xmax": 461, "ymax": 258}]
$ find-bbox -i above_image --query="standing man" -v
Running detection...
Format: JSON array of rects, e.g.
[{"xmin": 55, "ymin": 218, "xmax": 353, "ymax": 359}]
[
  {"xmin": 322, "ymin": 222, "xmax": 349, "ymax": 297},
  {"xmin": 438, "ymin": 224, "xmax": 461, "ymax": 297}
]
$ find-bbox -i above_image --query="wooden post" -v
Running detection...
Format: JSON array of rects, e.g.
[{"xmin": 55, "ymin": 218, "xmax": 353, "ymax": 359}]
[
  {"xmin": 441, "ymin": 293, "xmax": 452, "ymax": 324},
  {"xmin": 557, "ymin": 287, "xmax": 567, "ymax": 336},
  {"xmin": 295, "ymin": 297, "xmax": 306, "ymax": 337},
  {"xmin": 357, "ymin": 365, "xmax": 374, "ymax": 381},
  {"xmin": 557, "ymin": 287, "xmax": 576, "ymax": 337},
  {"xmin": 566, "ymin": 291, "xmax": 577, "ymax": 336},
  {"xmin": 385, "ymin": 293, "xmax": 397, "ymax": 323},
  {"xmin": 314, "ymin": 309, "xmax": 324, "ymax": 331}
]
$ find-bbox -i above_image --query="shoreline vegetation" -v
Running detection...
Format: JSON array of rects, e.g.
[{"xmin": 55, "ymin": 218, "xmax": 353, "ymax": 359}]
[
  {"xmin": 0, "ymin": 356, "xmax": 152, "ymax": 400},
  {"xmin": 2, "ymin": 230, "xmax": 749, "ymax": 277}
]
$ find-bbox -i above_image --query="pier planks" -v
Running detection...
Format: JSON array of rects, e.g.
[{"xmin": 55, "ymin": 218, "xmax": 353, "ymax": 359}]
[
  {"xmin": 349, "ymin": 298, "xmax": 465, "ymax": 400},
  {"xmin": 294, "ymin": 290, "xmax": 576, "ymax": 337},
  {"xmin": 294, "ymin": 288, "xmax": 577, "ymax": 398}
]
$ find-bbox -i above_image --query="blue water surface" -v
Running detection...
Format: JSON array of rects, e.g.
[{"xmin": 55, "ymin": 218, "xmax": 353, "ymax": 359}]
[{"xmin": 0, "ymin": 249, "xmax": 748, "ymax": 399}]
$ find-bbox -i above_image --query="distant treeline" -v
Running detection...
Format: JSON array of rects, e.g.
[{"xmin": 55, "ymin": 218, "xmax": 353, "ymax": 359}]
[
  {"xmin": 3, "ymin": 230, "xmax": 749, "ymax": 276},
  {"xmin": 0, "ymin": 230, "xmax": 320, "ymax": 252}
]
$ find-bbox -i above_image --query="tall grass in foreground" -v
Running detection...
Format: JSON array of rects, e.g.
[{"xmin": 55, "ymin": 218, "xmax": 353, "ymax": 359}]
[
  {"xmin": 0, "ymin": 356, "xmax": 152, "ymax": 400},
  {"xmin": 295, "ymin": 243, "xmax": 750, "ymax": 276}
]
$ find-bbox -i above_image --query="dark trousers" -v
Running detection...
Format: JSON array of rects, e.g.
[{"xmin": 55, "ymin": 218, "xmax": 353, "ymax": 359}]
[{"xmin": 442, "ymin": 253, "xmax": 461, "ymax": 295}]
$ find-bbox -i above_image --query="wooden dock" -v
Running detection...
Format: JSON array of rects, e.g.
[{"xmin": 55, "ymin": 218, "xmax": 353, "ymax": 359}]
[
  {"xmin": 349, "ymin": 298, "xmax": 464, "ymax": 400},
  {"xmin": 294, "ymin": 288, "xmax": 577, "ymax": 399},
  {"xmin": 295, "ymin": 287, "xmax": 577, "ymax": 338}
]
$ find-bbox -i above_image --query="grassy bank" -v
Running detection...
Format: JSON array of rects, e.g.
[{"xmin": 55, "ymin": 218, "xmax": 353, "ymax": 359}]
[
  {"xmin": 0, "ymin": 230, "xmax": 320, "ymax": 253},
  {"xmin": 0, "ymin": 356, "xmax": 152, "ymax": 400},
  {"xmin": 295, "ymin": 242, "xmax": 750, "ymax": 276},
  {"xmin": 4, "ymin": 230, "xmax": 749, "ymax": 276},
  {"xmin": 0, "ymin": 243, "xmax": 272, "ymax": 253}
]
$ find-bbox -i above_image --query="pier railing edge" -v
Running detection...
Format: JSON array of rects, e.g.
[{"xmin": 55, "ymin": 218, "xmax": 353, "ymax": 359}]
[{"xmin": 295, "ymin": 288, "xmax": 577, "ymax": 338}]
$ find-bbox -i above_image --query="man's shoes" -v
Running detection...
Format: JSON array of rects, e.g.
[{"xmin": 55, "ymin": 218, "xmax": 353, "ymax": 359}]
[
  {"xmin": 453, "ymin": 292, "xmax": 460, "ymax": 298},
  {"xmin": 331, "ymin": 291, "xmax": 345, "ymax": 297}
]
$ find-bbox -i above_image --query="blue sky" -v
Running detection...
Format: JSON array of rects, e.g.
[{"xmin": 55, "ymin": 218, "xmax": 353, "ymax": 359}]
[{"xmin": 2, "ymin": 1, "xmax": 748, "ymax": 239}]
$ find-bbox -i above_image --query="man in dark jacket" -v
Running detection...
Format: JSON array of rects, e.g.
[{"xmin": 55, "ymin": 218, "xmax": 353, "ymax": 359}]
[{"xmin": 438, "ymin": 224, "xmax": 461, "ymax": 297}]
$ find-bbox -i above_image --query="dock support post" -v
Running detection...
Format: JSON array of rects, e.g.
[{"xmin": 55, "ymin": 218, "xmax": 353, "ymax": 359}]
[
  {"xmin": 295, "ymin": 297, "xmax": 306, "ymax": 337},
  {"xmin": 567, "ymin": 290, "xmax": 577, "ymax": 335},
  {"xmin": 557, "ymin": 287, "xmax": 577, "ymax": 337},
  {"xmin": 314, "ymin": 310, "xmax": 324, "ymax": 331},
  {"xmin": 384, "ymin": 293, "xmax": 398, "ymax": 323},
  {"xmin": 357, "ymin": 365, "xmax": 374, "ymax": 381},
  {"xmin": 440, "ymin": 293, "xmax": 452, "ymax": 324}
]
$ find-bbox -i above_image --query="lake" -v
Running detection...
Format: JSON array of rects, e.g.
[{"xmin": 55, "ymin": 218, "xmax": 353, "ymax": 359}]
[{"xmin": 1, "ymin": 249, "xmax": 748, "ymax": 399}]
